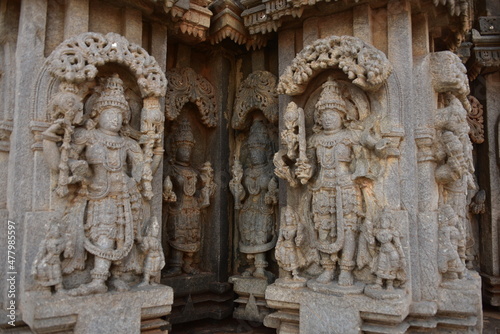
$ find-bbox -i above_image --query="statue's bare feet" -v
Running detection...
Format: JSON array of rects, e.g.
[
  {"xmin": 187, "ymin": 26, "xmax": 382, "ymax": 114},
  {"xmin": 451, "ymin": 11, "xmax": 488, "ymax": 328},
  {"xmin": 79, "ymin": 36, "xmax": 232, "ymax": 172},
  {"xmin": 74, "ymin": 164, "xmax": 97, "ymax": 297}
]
[
  {"xmin": 68, "ymin": 280, "xmax": 107, "ymax": 296},
  {"xmin": 338, "ymin": 270, "xmax": 353, "ymax": 286},
  {"xmin": 254, "ymin": 268, "xmax": 266, "ymax": 279},
  {"xmin": 182, "ymin": 263, "xmax": 200, "ymax": 275},
  {"xmin": 316, "ymin": 269, "xmax": 334, "ymax": 284},
  {"xmin": 164, "ymin": 266, "xmax": 182, "ymax": 277},
  {"xmin": 138, "ymin": 280, "xmax": 149, "ymax": 288},
  {"xmin": 110, "ymin": 278, "xmax": 130, "ymax": 292}
]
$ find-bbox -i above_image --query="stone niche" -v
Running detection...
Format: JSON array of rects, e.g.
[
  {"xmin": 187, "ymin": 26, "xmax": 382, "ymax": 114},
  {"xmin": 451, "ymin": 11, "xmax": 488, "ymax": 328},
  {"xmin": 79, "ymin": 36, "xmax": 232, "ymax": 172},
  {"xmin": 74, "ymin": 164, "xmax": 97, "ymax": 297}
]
[
  {"xmin": 23, "ymin": 31, "xmax": 173, "ymax": 334},
  {"xmin": 265, "ymin": 33, "xmax": 482, "ymax": 333},
  {"xmin": 160, "ymin": 44, "xmax": 233, "ymax": 325}
]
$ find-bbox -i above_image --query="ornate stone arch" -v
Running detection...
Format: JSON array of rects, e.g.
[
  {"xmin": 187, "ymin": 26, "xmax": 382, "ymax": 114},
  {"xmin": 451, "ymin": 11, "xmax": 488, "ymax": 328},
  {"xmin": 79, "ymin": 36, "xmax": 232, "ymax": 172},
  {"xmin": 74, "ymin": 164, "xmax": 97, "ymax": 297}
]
[
  {"xmin": 277, "ymin": 35, "xmax": 393, "ymax": 95},
  {"xmin": 45, "ymin": 32, "xmax": 167, "ymax": 98},
  {"xmin": 232, "ymin": 70, "xmax": 278, "ymax": 130},
  {"xmin": 165, "ymin": 67, "xmax": 217, "ymax": 127}
]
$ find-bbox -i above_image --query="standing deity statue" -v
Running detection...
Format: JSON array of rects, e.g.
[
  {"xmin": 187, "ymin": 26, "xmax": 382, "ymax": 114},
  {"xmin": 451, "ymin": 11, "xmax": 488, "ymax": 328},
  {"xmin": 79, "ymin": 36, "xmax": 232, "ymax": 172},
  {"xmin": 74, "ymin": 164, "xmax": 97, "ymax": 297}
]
[
  {"xmin": 164, "ymin": 119, "xmax": 215, "ymax": 276},
  {"xmin": 275, "ymin": 206, "xmax": 306, "ymax": 283},
  {"xmin": 138, "ymin": 217, "xmax": 165, "ymax": 286},
  {"xmin": 230, "ymin": 120, "xmax": 278, "ymax": 278},
  {"xmin": 32, "ymin": 222, "xmax": 66, "ymax": 294},
  {"xmin": 40, "ymin": 74, "xmax": 152, "ymax": 296},
  {"xmin": 438, "ymin": 204, "xmax": 466, "ymax": 279},
  {"xmin": 283, "ymin": 78, "xmax": 388, "ymax": 286},
  {"xmin": 435, "ymin": 93, "xmax": 476, "ymax": 270}
]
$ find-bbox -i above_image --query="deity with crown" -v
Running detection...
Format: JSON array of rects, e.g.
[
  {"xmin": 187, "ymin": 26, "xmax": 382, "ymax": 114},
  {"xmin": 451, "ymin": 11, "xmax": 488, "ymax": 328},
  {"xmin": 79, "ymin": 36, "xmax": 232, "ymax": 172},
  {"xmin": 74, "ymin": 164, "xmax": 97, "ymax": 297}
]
[
  {"xmin": 230, "ymin": 120, "xmax": 278, "ymax": 279},
  {"xmin": 163, "ymin": 119, "xmax": 215, "ymax": 276},
  {"xmin": 40, "ymin": 74, "xmax": 149, "ymax": 296},
  {"xmin": 290, "ymin": 78, "xmax": 389, "ymax": 287}
]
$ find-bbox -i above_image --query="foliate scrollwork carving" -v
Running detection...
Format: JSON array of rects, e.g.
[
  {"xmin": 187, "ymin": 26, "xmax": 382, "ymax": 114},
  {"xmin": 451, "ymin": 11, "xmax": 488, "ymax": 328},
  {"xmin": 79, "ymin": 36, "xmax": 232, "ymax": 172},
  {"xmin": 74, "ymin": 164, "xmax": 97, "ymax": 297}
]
[
  {"xmin": 233, "ymin": 71, "xmax": 278, "ymax": 130},
  {"xmin": 277, "ymin": 36, "xmax": 393, "ymax": 96},
  {"xmin": 46, "ymin": 32, "xmax": 167, "ymax": 98},
  {"xmin": 165, "ymin": 67, "xmax": 217, "ymax": 127},
  {"xmin": 466, "ymin": 95, "xmax": 484, "ymax": 144}
]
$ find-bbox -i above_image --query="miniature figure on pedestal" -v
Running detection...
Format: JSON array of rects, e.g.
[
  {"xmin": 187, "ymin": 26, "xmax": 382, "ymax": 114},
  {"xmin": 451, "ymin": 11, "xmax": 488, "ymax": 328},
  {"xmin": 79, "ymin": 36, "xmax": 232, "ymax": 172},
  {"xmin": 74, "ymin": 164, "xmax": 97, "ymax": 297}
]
[{"xmin": 139, "ymin": 217, "xmax": 165, "ymax": 286}]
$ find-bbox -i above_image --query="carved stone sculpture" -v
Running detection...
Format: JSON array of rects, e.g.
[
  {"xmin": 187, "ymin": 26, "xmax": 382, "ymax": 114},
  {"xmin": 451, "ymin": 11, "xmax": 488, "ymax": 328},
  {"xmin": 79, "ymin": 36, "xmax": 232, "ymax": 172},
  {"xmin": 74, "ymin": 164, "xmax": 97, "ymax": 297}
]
[
  {"xmin": 438, "ymin": 205, "xmax": 466, "ymax": 280},
  {"xmin": 39, "ymin": 74, "xmax": 164, "ymax": 296},
  {"xmin": 32, "ymin": 222, "xmax": 65, "ymax": 294},
  {"xmin": 434, "ymin": 92, "xmax": 476, "ymax": 278},
  {"xmin": 230, "ymin": 120, "xmax": 278, "ymax": 278},
  {"xmin": 139, "ymin": 217, "xmax": 166, "ymax": 287},
  {"xmin": 275, "ymin": 77, "xmax": 389, "ymax": 288},
  {"xmin": 359, "ymin": 210, "xmax": 407, "ymax": 299},
  {"xmin": 275, "ymin": 206, "xmax": 306, "ymax": 286},
  {"xmin": 164, "ymin": 119, "xmax": 216, "ymax": 276}
]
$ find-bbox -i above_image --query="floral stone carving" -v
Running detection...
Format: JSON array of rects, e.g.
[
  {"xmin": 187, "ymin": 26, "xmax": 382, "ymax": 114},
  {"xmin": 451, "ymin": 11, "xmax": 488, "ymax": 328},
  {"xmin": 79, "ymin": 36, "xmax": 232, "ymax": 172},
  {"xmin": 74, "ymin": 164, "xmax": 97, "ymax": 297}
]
[
  {"xmin": 163, "ymin": 119, "xmax": 216, "ymax": 276},
  {"xmin": 277, "ymin": 36, "xmax": 393, "ymax": 95},
  {"xmin": 165, "ymin": 67, "xmax": 217, "ymax": 127}
]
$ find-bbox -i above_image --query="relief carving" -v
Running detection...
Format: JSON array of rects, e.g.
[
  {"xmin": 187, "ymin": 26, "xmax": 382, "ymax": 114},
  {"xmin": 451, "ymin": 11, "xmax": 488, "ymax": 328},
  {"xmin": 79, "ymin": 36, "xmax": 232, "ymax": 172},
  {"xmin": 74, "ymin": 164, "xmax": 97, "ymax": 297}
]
[
  {"xmin": 38, "ymin": 74, "xmax": 164, "ymax": 296},
  {"xmin": 230, "ymin": 71, "xmax": 279, "ymax": 279},
  {"xmin": 432, "ymin": 52, "xmax": 477, "ymax": 281},
  {"xmin": 32, "ymin": 32, "xmax": 166, "ymax": 296},
  {"xmin": 230, "ymin": 120, "xmax": 278, "ymax": 278},
  {"xmin": 275, "ymin": 77, "xmax": 392, "ymax": 292},
  {"xmin": 163, "ymin": 119, "xmax": 216, "ymax": 276},
  {"xmin": 165, "ymin": 67, "xmax": 217, "ymax": 127},
  {"xmin": 277, "ymin": 36, "xmax": 393, "ymax": 96}
]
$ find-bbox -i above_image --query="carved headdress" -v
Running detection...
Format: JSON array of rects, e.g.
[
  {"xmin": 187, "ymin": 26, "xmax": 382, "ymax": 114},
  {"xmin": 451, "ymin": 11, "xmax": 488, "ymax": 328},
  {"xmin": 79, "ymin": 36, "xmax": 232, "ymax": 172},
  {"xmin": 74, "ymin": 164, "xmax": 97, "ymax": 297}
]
[
  {"xmin": 247, "ymin": 120, "xmax": 269, "ymax": 150},
  {"xmin": 173, "ymin": 118, "xmax": 195, "ymax": 147},
  {"xmin": 315, "ymin": 78, "xmax": 346, "ymax": 120},
  {"xmin": 93, "ymin": 74, "xmax": 130, "ymax": 120}
]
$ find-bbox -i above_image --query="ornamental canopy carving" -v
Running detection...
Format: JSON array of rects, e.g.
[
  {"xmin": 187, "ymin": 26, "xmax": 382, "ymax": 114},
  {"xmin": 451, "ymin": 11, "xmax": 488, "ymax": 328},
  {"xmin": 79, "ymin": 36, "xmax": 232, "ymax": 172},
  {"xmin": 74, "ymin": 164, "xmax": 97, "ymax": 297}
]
[
  {"xmin": 278, "ymin": 36, "xmax": 393, "ymax": 95},
  {"xmin": 232, "ymin": 71, "xmax": 278, "ymax": 129},
  {"xmin": 46, "ymin": 32, "xmax": 167, "ymax": 98},
  {"xmin": 165, "ymin": 67, "xmax": 218, "ymax": 127}
]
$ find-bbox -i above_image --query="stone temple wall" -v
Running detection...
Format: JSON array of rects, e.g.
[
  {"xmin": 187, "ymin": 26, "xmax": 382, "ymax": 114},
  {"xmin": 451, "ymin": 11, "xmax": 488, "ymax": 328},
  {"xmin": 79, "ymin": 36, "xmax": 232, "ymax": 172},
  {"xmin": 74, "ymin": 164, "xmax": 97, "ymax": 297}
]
[{"xmin": 0, "ymin": 0, "xmax": 497, "ymax": 333}]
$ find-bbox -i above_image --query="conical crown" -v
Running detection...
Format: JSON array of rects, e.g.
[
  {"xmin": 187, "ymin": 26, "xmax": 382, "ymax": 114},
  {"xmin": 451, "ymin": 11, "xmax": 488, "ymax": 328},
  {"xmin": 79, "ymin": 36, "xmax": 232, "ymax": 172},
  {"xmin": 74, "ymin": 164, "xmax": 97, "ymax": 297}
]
[
  {"xmin": 247, "ymin": 120, "xmax": 269, "ymax": 148},
  {"xmin": 315, "ymin": 78, "xmax": 346, "ymax": 114},
  {"xmin": 93, "ymin": 74, "xmax": 129, "ymax": 114},
  {"xmin": 173, "ymin": 118, "xmax": 195, "ymax": 146}
]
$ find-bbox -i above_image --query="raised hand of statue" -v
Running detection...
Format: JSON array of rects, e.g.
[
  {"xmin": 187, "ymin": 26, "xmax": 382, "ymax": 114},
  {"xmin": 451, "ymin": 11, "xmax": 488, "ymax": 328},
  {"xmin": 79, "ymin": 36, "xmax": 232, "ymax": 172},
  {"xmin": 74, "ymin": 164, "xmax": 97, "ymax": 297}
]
[
  {"xmin": 229, "ymin": 160, "xmax": 245, "ymax": 209},
  {"xmin": 265, "ymin": 177, "xmax": 278, "ymax": 205},
  {"xmin": 163, "ymin": 176, "xmax": 177, "ymax": 202},
  {"xmin": 295, "ymin": 159, "xmax": 312, "ymax": 184}
]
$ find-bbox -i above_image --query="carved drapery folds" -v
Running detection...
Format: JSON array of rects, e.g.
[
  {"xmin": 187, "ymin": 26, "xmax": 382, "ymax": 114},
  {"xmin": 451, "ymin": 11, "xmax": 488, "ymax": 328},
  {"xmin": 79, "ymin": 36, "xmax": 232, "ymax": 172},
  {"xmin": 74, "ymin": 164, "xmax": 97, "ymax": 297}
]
[
  {"xmin": 32, "ymin": 32, "xmax": 166, "ymax": 296},
  {"xmin": 277, "ymin": 36, "xmax": 393, "ymax": 95},
  {"xmin": 165, "ymin": 67, "xmax": 218, "ymax": 127}
]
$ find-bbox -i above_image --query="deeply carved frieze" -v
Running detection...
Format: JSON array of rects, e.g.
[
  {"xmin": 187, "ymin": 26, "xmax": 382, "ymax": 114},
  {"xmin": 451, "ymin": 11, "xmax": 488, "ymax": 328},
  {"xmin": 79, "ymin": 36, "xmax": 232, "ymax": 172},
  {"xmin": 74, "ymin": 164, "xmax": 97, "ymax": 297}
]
[
  {"xmin": 165, "ymin": 67, "xmax": 218, "ymax": 127},
  {"xmin": 233, "ymin": 71, "xmax": 278, "ymax": 129},
  {"xmin": 467, "ymin": 95, "xmax": 484, "ymax": 144},
  {"xmin": 46, "ymin": 32, "xmax": 167, "ymax": 98},
  {"xmin": 278, "ymin": 36, "xmax": 393, "ymax": 95}
]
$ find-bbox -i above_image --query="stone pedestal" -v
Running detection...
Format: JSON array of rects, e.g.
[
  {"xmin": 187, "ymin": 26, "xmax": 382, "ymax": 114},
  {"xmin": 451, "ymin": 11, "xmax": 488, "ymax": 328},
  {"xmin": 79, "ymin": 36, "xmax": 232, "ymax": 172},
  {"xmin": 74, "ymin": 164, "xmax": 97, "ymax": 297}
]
[
  {"xmin": 229, "ymin": 275, "xmax": 273, "ymax": 323},
  {"xmin": 161, "ymin": 273, "xmax": 233, "ymax": 324},
  {"xmin": 23, "ymin": 285, "xmax": 173, "ymax": 334},
  {"xmin": 265, "ymin": 271, "xmax": 482, "ymax": 333}
]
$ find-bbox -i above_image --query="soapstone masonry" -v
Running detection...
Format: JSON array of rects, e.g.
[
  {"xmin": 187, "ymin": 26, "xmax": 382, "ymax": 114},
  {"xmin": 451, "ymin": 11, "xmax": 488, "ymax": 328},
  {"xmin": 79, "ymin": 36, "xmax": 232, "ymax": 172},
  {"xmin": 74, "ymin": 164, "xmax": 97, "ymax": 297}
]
[{"xmin": 0, "ymin": 0, "xmax": 499, "ymax": 333}]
